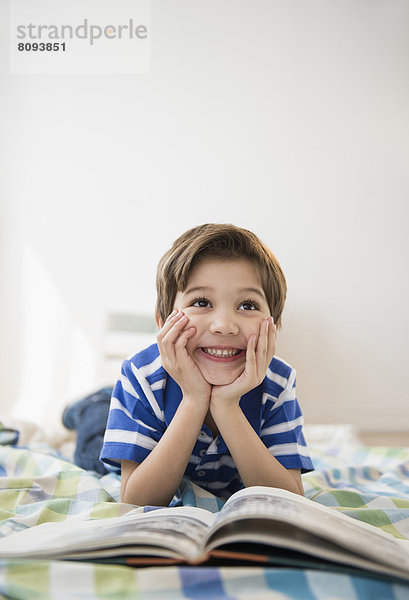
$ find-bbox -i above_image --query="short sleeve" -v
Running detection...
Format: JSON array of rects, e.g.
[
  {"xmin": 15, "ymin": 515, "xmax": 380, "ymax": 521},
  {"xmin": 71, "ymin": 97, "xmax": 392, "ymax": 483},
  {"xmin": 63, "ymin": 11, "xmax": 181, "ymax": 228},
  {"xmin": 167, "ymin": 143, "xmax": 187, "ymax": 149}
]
[
  {"xmin": 100, "ymin": 358, "xmax": 166, "ymax": 472},
  {"xmin": 260, "ymin": 366, "xmax": 314, "ymax": 473}
]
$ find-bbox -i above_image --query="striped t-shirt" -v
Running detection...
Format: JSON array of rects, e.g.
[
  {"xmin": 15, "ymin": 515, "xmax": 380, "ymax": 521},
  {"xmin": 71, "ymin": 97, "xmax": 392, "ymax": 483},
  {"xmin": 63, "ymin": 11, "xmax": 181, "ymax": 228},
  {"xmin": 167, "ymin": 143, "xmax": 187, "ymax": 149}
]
[{"xmin": 100, "ymin": 343, "xmax": 313, "ymax": 500}]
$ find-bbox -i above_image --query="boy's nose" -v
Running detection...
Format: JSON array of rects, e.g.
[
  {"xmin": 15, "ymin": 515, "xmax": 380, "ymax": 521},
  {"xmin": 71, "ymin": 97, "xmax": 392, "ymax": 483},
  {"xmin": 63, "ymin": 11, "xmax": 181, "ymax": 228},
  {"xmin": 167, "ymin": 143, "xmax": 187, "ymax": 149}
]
[{"xmin": 209, "ymin": 311, "xmax": 239, "ymax": 336}]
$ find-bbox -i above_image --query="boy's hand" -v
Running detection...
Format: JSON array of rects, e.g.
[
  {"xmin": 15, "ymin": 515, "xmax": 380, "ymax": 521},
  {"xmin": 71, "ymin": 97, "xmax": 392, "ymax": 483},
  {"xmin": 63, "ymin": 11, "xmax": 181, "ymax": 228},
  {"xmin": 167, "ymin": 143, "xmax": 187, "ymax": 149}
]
[
  {"xmin": 210, "ymin": 317, "xmax": 276, "ymax": 408},
  {"xmin": 157, "ymin": 311, "xmax": 212, "ymax": 404}
]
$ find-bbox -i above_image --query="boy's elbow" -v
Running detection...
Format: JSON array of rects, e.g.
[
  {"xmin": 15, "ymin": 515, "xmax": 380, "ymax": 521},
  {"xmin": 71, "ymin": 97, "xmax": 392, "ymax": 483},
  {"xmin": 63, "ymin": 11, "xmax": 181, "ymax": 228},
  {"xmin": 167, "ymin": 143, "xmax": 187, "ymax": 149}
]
[
  {"xmin": 120, "ymin": 485, "xmax": 145, "ymax": 506},
  {"xmin": 121, "ymin": 479, "xmax": 148, "ymax": 506},
  {"xmin": 288, "ymin": 469, "xmax": 304, "ymax": 496},
  {"xmin": 120, "ymin": 489, "xmax": 134, "ymax": 505},
  {"xmin": 120, "ymin": 483, "xmax": 133, "ymax": 505},
  {"xmin": 121, "ymin": 488, "xmax": 174, "ymax": 507}
]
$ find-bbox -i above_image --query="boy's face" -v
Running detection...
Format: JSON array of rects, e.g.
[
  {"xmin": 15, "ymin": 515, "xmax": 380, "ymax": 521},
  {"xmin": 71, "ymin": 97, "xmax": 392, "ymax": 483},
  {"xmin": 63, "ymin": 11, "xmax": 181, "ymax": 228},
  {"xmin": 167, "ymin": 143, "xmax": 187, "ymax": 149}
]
[{"xmin": 172, "ymin": 256, "xmax": 271, "ymax": 386}]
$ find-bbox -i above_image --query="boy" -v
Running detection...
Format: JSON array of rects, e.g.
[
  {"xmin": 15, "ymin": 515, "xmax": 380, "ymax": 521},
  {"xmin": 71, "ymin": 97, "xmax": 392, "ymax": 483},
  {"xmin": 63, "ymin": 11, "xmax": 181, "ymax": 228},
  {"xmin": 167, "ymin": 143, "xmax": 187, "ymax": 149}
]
[{"xmin": 100, "ymin": 224, "xmax": 313, "ymax": 506}]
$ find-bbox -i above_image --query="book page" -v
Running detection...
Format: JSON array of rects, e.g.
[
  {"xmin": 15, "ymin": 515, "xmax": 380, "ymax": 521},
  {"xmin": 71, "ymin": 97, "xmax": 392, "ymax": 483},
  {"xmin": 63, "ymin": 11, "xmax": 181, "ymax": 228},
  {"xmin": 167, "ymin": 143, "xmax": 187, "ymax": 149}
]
[
  {"xmin": 63, "ymin": 545, "xmax": 184, "ymax": 561},
  {"xmin": 208, "ymin": 486, "xmax": 409, "ymax": 572},
  {"xmin": 0, "ymin": 506, "xmax": 215, "ymax": 561},
  {"xmin": 205, "ymin": 518, "xmax": 409, "ymax": 582}
]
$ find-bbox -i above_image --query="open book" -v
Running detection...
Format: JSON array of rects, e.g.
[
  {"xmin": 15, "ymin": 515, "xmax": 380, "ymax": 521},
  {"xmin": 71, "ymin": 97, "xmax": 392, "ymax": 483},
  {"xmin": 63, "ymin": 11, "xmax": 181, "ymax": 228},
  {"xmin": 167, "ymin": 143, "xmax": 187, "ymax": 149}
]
[{"xmin": 1, "ymin": 486, "xmax": 408, "ymax": 581}]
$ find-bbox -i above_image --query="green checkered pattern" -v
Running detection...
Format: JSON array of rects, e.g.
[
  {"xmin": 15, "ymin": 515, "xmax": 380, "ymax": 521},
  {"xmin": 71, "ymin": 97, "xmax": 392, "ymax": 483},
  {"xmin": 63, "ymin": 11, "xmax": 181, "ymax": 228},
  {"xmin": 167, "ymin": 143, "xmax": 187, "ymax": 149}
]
[
  {"xmin": 0, "ymin": 443, "xmax": 408, "ymax": 599},
  {"xmin": 303, "ymin": 445, "xmax": 409, "ymax": 540}
]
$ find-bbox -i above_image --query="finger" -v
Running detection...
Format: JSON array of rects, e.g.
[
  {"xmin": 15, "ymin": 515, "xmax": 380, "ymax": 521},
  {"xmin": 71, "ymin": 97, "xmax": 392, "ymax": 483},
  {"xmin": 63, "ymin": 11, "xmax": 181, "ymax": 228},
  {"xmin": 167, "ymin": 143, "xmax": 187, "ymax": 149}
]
[
  {"xmin": 157, "ymin": 309, "xmax": 178, "ymax": 346},
  {"xmin": 157, "ymin": 309, "xmax": 180, "ymax": 341},
  {"xmin": 158, "ymin": 312, "xmax": 187, "ymax": 364},
  {"xmin": 252, "ymin": 319, "xmax": 273, "ymax": 382},
  {"xmin": 174, "ymin": 326, "xmax": 196, "ymax": 355},
  {"xmin": 161, "ymin": 313, "xmax": 189, "ymax": 345},
  {"xmin": 266, "ymin": 317, "xmax": 276, "ymax": 361},
  {"xmin": 175, "ymin": 325, "xmax": 195, "ymax": 345},
  {"xmin": 245, "ymin": 334, "xmax": 257, "ymax": 367},
  {"xmin": 255, "ymin": 318, "xmax": 269, "ymax": 361}
]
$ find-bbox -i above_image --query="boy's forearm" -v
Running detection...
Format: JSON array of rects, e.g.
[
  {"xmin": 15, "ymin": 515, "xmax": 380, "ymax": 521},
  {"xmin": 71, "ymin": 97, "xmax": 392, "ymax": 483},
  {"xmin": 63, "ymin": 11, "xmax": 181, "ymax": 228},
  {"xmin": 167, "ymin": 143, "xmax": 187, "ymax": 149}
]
[
  {"xmin": 121, "ymin": 398, "xmax": 208, "ymax": 506},
  {"xmin": 211, "ymin": 403, "xmax": 304, "ymax": 496}
]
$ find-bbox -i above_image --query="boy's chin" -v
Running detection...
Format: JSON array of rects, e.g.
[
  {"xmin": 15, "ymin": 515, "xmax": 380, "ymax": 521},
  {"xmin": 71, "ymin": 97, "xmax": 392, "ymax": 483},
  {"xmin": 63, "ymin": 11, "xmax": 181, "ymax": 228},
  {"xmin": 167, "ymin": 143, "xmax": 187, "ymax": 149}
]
[
  {"xmin": 205, "ymin": 375, "xmax": 235, "ymax": 386},
  {"xmin": 200, "ymin": 367, "xmax": 244, "ymax": 387}
]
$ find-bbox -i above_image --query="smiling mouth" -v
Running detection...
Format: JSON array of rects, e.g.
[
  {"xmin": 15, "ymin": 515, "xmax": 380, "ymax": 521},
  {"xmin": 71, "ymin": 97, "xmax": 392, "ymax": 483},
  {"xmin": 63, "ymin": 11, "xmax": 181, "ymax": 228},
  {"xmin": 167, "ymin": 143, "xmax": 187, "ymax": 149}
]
[{"xmin": 201, "ymin": 347, "xmax": 243, "ymax": 358}]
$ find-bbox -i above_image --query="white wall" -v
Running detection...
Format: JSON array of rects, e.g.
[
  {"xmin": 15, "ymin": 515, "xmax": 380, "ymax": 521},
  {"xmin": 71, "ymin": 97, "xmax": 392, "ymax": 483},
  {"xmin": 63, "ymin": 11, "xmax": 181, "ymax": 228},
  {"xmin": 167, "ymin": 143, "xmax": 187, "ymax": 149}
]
[{"xmin": 1, "ymin": 0, "xmax": 408, "ymax": 431}]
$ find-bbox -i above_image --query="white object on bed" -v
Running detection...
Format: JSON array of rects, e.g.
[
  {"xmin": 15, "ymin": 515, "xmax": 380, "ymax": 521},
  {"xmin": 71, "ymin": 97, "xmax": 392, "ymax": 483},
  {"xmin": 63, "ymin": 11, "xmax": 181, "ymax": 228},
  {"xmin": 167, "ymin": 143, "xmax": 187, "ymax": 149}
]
[
  {"xmin": 303, "ymin": 423, "xmax": 362, "ymax": 448},
  {"xmin": 97, "ymin": 312, "xmax": 157, "ymax": 386}
]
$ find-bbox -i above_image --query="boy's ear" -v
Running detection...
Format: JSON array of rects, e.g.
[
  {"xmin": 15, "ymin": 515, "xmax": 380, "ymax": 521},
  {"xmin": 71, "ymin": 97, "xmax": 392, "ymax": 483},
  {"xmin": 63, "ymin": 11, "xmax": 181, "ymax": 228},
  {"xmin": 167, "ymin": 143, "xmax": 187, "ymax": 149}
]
[{"xmin": 155, "ymin": 312, "xmax": 164, "ymax": 330}]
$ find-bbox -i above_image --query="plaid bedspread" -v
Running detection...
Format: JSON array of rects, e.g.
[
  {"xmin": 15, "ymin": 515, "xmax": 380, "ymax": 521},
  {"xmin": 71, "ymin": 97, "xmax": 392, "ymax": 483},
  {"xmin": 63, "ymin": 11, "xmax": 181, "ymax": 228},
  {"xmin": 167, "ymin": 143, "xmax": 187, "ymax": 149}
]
[{"xmin": 0, "ymin": 442, "xmax": 409, "ymax": 599}]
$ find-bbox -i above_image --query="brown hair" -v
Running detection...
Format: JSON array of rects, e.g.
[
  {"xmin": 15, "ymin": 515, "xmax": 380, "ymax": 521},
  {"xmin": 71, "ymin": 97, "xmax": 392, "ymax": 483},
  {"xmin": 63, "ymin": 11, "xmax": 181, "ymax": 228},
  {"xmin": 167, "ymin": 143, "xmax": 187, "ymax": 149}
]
[{"xmin": 155, "ymin": 223, "xmax": 287, "ymax": 327}]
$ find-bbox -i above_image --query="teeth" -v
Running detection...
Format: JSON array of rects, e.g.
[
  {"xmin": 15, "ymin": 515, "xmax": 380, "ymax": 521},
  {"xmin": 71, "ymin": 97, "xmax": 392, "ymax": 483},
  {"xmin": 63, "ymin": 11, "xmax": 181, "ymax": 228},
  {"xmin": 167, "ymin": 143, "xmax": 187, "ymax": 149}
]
[{"xmin": 202, "ymin": 348, "xmax": 241, "ymax": 357}]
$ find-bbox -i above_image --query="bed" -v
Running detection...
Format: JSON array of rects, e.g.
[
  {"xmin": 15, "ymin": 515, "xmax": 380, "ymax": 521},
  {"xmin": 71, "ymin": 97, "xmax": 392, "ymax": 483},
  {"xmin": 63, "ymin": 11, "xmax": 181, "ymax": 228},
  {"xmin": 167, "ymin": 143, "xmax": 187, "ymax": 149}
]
[{"xmin": 0, "ymin": 420, "xmax": 408, "ymax": 600}]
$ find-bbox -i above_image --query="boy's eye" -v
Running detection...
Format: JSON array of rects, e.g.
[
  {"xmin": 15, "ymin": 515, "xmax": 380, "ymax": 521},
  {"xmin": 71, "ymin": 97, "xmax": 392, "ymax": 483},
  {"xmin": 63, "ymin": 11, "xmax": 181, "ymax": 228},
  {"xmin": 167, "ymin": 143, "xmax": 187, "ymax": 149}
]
[
  {"xmin": 192, "ymin": 298, "xmax": 211, "ymax": 308},
  {"xmin": 239, "ymin": 300, "xmax": 259, "ymax": 311}
]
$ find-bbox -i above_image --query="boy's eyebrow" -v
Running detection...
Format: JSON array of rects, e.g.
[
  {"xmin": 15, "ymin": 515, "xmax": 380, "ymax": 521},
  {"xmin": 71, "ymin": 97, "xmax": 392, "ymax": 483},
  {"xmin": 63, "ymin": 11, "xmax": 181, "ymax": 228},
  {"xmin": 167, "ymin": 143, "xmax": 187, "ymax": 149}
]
[
  {"xmin": 239, "ymin": 287, "xmax": 267, "ymax": 299},
  {"xmin": 183, "ymin": 286, "xmax": 213, "ymax": 295},
  {"xmin": 184, "ymin": 286, "xmax": 266, "ymax": 299}
]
